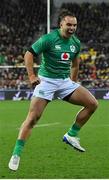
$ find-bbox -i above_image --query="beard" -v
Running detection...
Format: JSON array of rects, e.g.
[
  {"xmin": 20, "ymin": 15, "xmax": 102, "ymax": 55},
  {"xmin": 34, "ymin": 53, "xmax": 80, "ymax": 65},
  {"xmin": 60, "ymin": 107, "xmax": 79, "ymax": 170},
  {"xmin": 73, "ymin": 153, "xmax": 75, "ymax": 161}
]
[
  {"xmin": 64, "ymin": 29, "xmax": 74, "ymax": 38},
  {"xmin": 67, "ymin": 29, "xmax": 75, "ymax": 35}
]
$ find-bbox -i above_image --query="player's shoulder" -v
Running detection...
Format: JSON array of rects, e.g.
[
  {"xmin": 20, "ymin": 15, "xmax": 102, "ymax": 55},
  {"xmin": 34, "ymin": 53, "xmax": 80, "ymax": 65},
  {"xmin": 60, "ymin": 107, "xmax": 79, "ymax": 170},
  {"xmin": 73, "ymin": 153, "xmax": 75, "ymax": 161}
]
[{"xmin": 41, "ymin": 29, "xmax": 59, "ymax": 41}]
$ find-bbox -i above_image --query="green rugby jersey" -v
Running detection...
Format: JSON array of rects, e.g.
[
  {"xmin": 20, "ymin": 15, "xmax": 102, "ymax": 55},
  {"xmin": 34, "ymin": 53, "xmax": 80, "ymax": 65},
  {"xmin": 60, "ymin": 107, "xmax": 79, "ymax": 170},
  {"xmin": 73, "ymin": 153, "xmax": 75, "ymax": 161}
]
[{"xmin": 32, "ymin": 29, "xmax": 81, "ymax": 79}]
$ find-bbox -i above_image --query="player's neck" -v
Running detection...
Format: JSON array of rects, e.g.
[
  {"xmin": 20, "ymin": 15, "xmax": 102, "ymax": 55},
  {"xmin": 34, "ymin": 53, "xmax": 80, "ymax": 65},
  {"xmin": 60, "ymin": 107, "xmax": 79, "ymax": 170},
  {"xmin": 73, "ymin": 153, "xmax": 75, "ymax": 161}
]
[{"xmin": 59, "ymin": 29, "xmax": 71, "ymax": 39}]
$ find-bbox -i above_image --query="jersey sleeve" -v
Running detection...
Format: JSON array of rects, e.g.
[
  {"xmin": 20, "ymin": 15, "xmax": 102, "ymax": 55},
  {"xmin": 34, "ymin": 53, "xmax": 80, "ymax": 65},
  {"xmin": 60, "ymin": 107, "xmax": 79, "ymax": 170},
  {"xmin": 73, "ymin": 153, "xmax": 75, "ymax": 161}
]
[
  {"xmin": 75, "ymin": 51, "xmax": 80, "ymax": 59},
  {"xmin": 31, "ymin": 35, "xmax": 49, "ymax": 55},
  {"xmin": 74, "ymin": 40, "xmax": 81, "ymax": 59}
]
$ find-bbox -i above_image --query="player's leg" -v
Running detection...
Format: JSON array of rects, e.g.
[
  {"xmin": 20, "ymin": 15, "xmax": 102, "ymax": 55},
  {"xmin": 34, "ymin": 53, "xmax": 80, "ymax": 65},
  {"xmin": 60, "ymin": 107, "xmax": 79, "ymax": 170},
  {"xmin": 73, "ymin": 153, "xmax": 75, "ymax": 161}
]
[
  {"xmin": 63, "ymin": 86, "xmax": 98, "ymax": 152},
  {"xmin": 8, "ymin": 97, "xmax": 48, "ymax": 171},
  {"xmin": 18, "ymin": 97, "xmax": 49, "ymax": 140},
  {"xmin": 8, "ymin": 76, "xmax": 57, "ymax": 171},
  {"xmin": 68, "ymin": 86, "xmax": 98, "ymax": 127}
]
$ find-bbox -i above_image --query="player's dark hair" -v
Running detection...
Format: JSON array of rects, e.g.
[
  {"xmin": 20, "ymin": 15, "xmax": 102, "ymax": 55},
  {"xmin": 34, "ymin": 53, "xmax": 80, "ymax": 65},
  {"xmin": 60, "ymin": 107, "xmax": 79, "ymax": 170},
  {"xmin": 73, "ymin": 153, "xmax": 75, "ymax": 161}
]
[{"xmin": 57, "ymin": 9, "xmax": 75, "ymax": 26}]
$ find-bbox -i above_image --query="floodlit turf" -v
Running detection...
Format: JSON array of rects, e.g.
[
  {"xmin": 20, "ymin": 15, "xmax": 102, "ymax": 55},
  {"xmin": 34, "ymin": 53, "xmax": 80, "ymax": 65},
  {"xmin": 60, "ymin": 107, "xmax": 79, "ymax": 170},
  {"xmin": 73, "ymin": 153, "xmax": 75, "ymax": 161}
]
[{"xmin": 0, "ymin": 100, "xmax": 109, "ymax": 178}]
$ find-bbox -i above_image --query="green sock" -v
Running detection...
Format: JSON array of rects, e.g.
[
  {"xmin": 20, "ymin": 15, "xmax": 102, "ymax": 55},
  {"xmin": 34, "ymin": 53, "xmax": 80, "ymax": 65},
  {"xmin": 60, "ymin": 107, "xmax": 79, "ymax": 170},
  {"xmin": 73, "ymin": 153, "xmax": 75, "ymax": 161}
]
[
  {"xmin": 12, "ymin": 139, "xmax": 25, "ymax": 156},
  {"xmin": 68, "ymin": 123, "xmax": 81, "ymax": 137}
]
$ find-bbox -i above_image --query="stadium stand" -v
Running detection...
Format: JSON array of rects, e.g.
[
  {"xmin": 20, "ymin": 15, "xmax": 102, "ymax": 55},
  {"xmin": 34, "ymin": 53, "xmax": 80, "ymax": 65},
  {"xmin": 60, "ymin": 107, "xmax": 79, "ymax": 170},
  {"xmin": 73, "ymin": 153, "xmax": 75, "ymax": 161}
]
[
  {"xmin": 0, "ymin": 1, "xmax": 109, "ymax": 89},
  {"xmin": 0, "ymin": 0, "xmax": 47, "ymax": 89}
]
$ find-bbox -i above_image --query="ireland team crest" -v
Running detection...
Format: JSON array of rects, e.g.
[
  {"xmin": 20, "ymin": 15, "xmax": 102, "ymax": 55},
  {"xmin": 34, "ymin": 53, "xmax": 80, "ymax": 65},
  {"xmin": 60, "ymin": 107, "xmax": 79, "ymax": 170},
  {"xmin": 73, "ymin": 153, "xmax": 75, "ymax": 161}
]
[
  {"xmin": 70, "ymin": 45, "xmax": 76, "ymax": 53},
  {"xmin": 61, "ymin": 53, "xmax": 70, "ymax": 60}
]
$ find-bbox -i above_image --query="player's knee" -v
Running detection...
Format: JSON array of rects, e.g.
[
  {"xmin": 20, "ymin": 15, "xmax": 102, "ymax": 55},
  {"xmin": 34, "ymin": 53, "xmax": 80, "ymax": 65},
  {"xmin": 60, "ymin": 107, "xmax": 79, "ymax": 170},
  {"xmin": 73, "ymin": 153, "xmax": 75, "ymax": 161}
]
[
  {"xmin": 89, "ymin": 99, "xmax": 98, "ymax": 113},
  {"xmin": 29, "ymin": 119, "xmax": 37, "ymax": 128},
  {"xmin": 30, "ymin": 113, "xmax": 41, "ymax": 127},
  {"xmin": 29, "ymin": 108, "xmax": 42, "ymax": 125}
]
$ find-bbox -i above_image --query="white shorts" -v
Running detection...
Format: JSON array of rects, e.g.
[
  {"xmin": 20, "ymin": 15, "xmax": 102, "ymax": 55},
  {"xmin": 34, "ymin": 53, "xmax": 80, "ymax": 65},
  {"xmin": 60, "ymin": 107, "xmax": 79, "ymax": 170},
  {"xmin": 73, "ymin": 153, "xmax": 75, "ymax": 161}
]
[{"xmin": 33, "ymin": 76, "xmax": 80, "ymax": 101}]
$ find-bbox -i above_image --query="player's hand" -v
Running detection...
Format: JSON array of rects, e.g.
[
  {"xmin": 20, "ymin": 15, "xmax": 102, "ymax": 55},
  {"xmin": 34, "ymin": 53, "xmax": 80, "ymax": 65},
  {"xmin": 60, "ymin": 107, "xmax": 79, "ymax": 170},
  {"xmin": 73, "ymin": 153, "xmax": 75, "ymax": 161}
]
[
  {"xmin": 31, "ymin": 80, "xmax": 40, "ymax": 89},
  {"xmin": 29, "ymin": 74, "xmax": 40, "ymax": 89}
]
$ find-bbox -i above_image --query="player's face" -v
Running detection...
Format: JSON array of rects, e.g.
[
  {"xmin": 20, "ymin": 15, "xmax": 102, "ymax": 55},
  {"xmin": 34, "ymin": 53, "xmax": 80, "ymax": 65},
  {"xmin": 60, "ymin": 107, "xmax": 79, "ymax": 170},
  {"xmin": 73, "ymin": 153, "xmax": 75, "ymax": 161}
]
[{"xmin": 60, "ymin": 16, "xmax": 77, "ymax": 38}]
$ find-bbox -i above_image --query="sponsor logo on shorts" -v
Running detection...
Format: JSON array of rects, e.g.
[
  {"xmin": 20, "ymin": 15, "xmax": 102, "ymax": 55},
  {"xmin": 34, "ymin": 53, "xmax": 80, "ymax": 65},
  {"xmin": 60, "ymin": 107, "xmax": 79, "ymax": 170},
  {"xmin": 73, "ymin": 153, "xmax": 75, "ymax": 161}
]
[{"xmin": 39, "ymin": 90, "xmax": 45, "ymax": 95}]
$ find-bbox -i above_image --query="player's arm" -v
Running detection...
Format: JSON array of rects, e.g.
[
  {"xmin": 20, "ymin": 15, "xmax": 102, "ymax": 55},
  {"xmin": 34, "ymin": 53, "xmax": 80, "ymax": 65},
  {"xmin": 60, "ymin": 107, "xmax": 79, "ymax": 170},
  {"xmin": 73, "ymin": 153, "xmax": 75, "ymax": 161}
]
[
  {"xmin": 70, "ymin": 57, "xmax": 80, "ymax": 82},
  {"xmin": 24, "ymin": 50, "xmax": 40, "ymax": 87},
  {"xmin": 24, "ymin": 35, "xmax": 49, "ymax": 87}
]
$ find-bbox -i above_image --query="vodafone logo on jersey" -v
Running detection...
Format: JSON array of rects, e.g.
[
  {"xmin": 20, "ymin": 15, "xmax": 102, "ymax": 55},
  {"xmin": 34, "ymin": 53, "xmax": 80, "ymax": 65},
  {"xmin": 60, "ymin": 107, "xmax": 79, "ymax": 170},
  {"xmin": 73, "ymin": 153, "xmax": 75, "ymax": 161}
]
[{"xmin": 61, "ymin": 53, "xmax": 70, "ymax": 60}]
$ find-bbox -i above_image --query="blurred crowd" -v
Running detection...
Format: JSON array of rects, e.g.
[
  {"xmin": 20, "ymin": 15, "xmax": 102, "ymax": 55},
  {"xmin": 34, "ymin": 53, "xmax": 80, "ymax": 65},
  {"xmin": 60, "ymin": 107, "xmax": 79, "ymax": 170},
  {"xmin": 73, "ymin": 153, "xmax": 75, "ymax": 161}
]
[
  {"xmin": 61, "ymin": 2, "xmax": 109, "ymax": 44},
  {"xmin": 79, "ymin": 47, "xmax": 109, "ymax": 88},
  {"xmin": 0, "ymin": 0, "xmax": 46, "ymax": 66},
  {"xmin": 0, "ymin": 1, "xmax": 109, "ymax": 89}
]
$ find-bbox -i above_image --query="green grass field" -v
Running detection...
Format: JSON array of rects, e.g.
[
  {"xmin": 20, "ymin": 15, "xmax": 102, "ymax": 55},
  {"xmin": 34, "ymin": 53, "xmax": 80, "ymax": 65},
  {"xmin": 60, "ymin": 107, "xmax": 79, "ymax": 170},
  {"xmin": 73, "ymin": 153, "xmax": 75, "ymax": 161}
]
[{"xmin": 0, "ymin": 100, "xmax": 109, "ymax": 179}]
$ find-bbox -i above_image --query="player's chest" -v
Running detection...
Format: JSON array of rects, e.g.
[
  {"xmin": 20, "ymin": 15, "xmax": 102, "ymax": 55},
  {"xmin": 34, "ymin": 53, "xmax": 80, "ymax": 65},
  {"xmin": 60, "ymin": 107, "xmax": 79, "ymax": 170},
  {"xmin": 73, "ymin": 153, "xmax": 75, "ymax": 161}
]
[{"xmin": 49, "ymin": 40, "xmax": 78, "ymax": 61}]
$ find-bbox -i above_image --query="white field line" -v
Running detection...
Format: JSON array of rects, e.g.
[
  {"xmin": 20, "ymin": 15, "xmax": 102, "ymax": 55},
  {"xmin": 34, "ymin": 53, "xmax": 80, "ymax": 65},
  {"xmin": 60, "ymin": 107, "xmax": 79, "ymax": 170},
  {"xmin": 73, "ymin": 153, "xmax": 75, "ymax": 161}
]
[
  {"xmin": 34, "ymin": 122, "xmax": 60, "ymax": 128},
  {"xmin": 17, "ymin": 122, "xmax": 60, "ymax": 130},
  {"xmin": 17, "ymin": 122, "xmax": 109, "ymax": 130}
]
